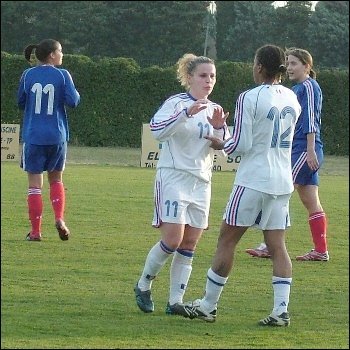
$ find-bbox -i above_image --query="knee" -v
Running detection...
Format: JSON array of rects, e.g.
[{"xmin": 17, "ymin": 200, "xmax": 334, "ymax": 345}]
[
  {"xmin": 179, "ymin": 237, "xmax": 198, "ymax": 251},
  {"xmin": 48, "ymin": 171, "xmax": 63, "ymax": 184}
]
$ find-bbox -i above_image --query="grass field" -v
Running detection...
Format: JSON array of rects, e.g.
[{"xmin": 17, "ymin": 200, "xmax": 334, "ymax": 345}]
[{"xmin": 1, "ymin": 148, "xmax": 349, "ymax": 349}]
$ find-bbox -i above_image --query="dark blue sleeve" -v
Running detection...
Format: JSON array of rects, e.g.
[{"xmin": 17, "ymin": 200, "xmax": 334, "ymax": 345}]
[
  {"xmin": 17, "ymin": 71, "xmax": 27, "ymax": 110},
  {"xmin": 61, "ymin": 69, "xmax": 80, "ymax": 108}
]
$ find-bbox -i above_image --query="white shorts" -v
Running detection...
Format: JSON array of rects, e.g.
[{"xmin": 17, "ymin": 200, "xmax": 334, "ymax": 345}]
[
  {"xmin": 152, "ymin": 168, "xmax": 211, "ymax": 229},
  {"xmin": 223, "ymin": 185, "xmax": 291, "ymax": 230}
]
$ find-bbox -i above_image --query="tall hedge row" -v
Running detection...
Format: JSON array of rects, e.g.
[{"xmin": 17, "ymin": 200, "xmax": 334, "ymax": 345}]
[{"xmin": 1, "ymin": 52, "xmax": 348, "ymax": 155}]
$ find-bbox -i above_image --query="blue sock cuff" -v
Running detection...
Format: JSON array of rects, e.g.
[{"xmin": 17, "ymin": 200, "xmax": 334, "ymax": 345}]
[
  {"xmin": 176, "ymin": 248, "xmax": 194, "ymax": 258},
  {"xmin": 207, "ymin": 268, "xmax": 228, "ymax": 286},
  {"xmin": 272, "ymin": 276, "xmax": 292, "ymax": 285},
  {"xmin": 160, "ymin": 240, "xmax": 175, "ymax": 254}
]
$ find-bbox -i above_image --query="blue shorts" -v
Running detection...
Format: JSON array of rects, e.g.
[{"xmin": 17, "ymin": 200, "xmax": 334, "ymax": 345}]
[
  {"xmin": 292, "ymin": 147, "xmax": 323, "ymax": 186},
  {"xmin": 21, "ymin": 142, "xmax": 67, "ymax": 173}
]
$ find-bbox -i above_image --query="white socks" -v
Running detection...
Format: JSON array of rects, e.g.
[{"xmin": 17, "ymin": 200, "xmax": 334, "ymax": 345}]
[
  {"xmin": 169, "ymin": 249, "xmax": 193, "ymax": 305},
  {"xmin": 272, "ymin": 276, "xmax": 292, "ymax": 315},
  {"xmin": 138, "ymin": 241, "xmax": 174, "ymax": 291},
  {"xmin": 202, "ymin": 268, "xmax": 228, "ymax": 312}
]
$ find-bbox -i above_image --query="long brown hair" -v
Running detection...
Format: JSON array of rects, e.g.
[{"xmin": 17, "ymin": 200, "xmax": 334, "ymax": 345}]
[{"xmin": 285, "ymin": 47, "xmax": 316, "ymax": 79}]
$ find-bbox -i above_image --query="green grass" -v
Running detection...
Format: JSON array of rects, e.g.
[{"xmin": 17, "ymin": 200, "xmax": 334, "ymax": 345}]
[{"xmin": 1, "ymin": 149, "xmax": 349, "ymax": 349}]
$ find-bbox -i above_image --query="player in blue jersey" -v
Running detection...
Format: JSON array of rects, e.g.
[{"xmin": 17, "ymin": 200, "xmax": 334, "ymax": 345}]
[
  {"xmin": 134, "ymin": 53, "xmax": 230, "ymax": 315},
  {"xmin": 175, "ymin": 44, "xmax": 301, "ymax": 326},
  {"xmin": 246, "ymin": 48, "xmax": 329, "ymax": 262},
  {"xmin": 17, "ymin": 39, "xmax": 80, "ymax": 241}
]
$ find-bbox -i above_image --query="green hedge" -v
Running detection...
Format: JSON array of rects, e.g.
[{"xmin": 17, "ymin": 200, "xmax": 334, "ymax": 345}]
[{"xmin": 1, "ymin": 52, "xmax": 348, "ymax": 155}]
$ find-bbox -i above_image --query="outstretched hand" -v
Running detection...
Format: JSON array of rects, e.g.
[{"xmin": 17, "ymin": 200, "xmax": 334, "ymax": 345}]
[
  {"xmin": 187, "ymin": 99, "xmax": 209, "ymax": 116},
  {"xmin": 207, "ymin": 106, "xmax": 229, "ymax": 129},
  {"xmin": 204, "ymin": 135, "xmax": 225, "ymax": 150}
]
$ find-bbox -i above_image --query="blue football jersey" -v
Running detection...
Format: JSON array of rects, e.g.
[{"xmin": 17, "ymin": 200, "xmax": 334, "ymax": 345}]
[
  {"xmin": 17, "ymin": 65, "xmax": 80, "ymax": 145},
  {"xmin": 292, "ymin": 77, "xmax": 323, "ymax": 151}
]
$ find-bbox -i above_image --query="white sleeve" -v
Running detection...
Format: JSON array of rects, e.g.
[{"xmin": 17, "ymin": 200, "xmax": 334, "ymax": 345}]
[
  {"xmin": 213, "ymin": 124, "xmax": 231, "ymax": 157},
  {"xmin": 149, "ymin": 99, "xmax": 189, "ymax": 141},
  {"xmin": 212, "ymin": 122, "xmax": 230, "ymax": 139},
  {"xmin": 224, "ymin": 91, "xmax": 253, "ymax": 156}
]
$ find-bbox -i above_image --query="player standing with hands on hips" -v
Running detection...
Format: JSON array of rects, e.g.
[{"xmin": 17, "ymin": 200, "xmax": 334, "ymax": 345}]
[
  {"xmin": 246, "ymin": 47, "xmax": 329, "ymax": 262},
  {"xmin": 18, "ymin": 39, "xmax": 80, "ymax": 241},
  {"xmin": 176, "ymin": 44, "xmax": 301, "ymax": 326},
  {"xmin": 134, "ymin": 53, "xmax": 230, "ymax": 315}
]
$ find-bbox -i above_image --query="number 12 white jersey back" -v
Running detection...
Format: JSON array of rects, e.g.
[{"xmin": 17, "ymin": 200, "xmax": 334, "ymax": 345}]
[{"xmin": 224, "ymin": 84, "xmax": 301, "ymax": 195}]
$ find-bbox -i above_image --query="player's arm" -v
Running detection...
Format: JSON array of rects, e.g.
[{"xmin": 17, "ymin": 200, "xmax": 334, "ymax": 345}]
[
  {"xmin": 62, "ymin": 70, "xmax": 80, "ymax": 108},
  {"xmin": 209, "ymin": 92, "xmax": 253, "ymax": 156},
  {"xmin": 306, "ymin": 132, "xmax": 319, "ymax": 171},
  {"xmin": 301, "ymin": 82, "xmax": 317, "ymax": 135},
  {"xmin": 17, "ymin": 71, "xmax": 28, "ymax": 110},
  {"xmin": 302, "ymin": 82, "xmax": 319, "ymax": 170},
  {"xmin": 150, "ymin": 100, "xmax": 189, "ymax": 141}
]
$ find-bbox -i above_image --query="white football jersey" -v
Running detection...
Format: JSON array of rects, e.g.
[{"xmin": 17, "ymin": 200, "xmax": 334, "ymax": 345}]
[
  {"xmin": 225, "ymin": 84, "xmax": 301, "ymax": 195},
  {"xmin": 150, "ymin": 92, "xmax": 230, "ymax": 182}
]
